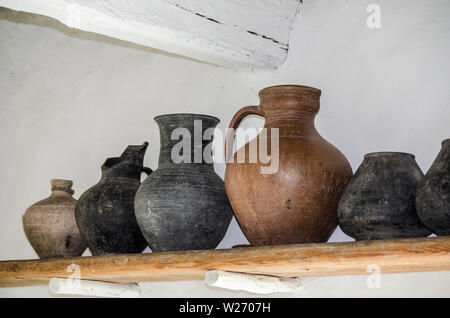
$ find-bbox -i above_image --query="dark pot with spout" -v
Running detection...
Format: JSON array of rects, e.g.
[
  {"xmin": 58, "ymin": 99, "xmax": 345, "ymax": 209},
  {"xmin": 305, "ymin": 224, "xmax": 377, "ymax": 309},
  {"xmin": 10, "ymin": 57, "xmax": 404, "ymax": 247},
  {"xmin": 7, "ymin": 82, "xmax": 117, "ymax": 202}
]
[{"xmin": 75, "ymin": 142, "xmax": 152, "ymax": 255}]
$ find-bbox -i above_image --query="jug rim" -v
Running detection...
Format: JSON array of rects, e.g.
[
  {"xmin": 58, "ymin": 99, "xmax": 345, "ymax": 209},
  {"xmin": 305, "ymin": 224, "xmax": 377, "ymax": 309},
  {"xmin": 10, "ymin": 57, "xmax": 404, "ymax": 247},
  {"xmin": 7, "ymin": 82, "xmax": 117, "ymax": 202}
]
[
  {"xmin": 364, "ymin": 152, "xmax": 415, "ymax": 159},
  {"xmin": 154, "ymin": 113, "xmax": 220, "ymax": 122},
  {"xmin": 259, "ymin": 85, "xmax": 321, "ymax": 97},
  {"xmin": 50, "ymin": 179, "xmax": 74, "ymax": 195}
]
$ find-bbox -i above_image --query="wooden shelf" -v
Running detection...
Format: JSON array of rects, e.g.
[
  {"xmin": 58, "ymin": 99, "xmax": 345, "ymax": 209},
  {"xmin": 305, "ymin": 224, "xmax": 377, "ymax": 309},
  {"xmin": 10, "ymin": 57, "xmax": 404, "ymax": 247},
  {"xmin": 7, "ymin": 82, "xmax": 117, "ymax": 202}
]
[{"xmin": 1, "ymin": 236, "xmax": 449, "ymax": 287}]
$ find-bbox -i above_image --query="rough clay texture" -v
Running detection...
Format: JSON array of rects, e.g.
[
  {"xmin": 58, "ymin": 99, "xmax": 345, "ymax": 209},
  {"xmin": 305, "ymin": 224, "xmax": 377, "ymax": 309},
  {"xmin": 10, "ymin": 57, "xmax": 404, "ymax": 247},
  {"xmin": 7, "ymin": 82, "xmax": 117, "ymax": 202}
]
[
  {"xmin": 75, "ymin": 143, "xmax": 151, "ymax": 256},
  {"xmin": 135, "ymin": 114, "xmax": 233, "ymax": 252},
  {"xmin": 225, "ymin": 85, "xmax": 353, "ymax": 246},
  {"xmin": 338, "ymin": 152, "xmax": 432, "ymax": 240},
  {"xmin": 417, "ymin": 139, "xmax": 450, "ymax": 235},
  {"xmin": 22, "ymin": 179, "xmax": 86, "ymax": 259}
]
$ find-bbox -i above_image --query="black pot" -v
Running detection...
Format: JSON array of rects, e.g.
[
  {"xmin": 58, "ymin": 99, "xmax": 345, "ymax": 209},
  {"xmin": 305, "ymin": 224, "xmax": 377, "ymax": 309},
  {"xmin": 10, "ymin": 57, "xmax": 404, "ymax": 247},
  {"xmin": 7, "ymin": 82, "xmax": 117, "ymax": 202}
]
[
  {"xmin": 135, "ymin": 114, "xmax": 233, "ymax": 252},
  {"xmin": 417, "ymin": 139, "xmax": 450, "ymax": 235},
  {"xmin": 337, "ymin": 152, "xmax": 431, "ymax": 240},
  {"xmin": 75, "ymin": 143, "xmax": 152, "ymax": 255}
]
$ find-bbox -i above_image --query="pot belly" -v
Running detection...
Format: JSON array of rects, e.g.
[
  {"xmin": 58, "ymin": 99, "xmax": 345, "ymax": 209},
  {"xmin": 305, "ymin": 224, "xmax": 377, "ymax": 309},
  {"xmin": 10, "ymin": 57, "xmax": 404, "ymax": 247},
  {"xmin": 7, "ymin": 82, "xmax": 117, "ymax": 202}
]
[
  {"xmin": 225, "ymin": 137, "xmax": 352, "ymax": 245},
  {"xmin": 135, "ymin": 165, "xmax": 233, "ymax": 252}
]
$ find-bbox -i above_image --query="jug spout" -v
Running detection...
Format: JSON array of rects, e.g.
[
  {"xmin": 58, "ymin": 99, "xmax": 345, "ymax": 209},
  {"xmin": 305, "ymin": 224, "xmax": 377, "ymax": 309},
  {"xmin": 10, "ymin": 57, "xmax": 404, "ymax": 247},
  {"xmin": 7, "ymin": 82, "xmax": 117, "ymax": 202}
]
[
  {"xmin": 121, "ymin": 142, "xmax": 149, "ymax": 166},
  {"xmin": 101, "ymin": 142, "xmax": 151, "ymax": 179}
]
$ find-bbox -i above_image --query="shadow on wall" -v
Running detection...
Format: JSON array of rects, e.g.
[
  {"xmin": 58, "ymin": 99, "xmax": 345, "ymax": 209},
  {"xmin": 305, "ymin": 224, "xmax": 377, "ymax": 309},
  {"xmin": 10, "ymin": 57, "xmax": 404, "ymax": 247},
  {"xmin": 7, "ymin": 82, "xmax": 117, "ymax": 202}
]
[{"xmin": 0, "ymin": 6, "xmax": 210, "ymax": 66}]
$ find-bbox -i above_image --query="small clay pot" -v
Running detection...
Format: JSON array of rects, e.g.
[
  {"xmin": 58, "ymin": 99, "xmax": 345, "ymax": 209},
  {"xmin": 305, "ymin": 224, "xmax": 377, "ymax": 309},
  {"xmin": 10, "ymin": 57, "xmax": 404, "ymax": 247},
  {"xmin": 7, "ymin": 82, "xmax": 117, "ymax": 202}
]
[
  {"xmin": 23, "ymin": 179, "xmax": 87, "ymax": 259},
  {"xmin": 338, "ymin": 152, "xmax": 432, "ymax": 240},
  {"xmin": 416, "ymin": 139, "xmax": 450, "ymax": 235}
]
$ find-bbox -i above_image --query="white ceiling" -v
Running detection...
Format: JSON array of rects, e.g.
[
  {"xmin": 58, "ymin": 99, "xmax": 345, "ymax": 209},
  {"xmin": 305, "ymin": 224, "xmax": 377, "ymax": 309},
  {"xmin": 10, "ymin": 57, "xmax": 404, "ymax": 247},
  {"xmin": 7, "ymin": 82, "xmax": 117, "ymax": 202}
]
[{"xmin": 0, "ymin": 0, "xmax": 302, "ymax": 70}]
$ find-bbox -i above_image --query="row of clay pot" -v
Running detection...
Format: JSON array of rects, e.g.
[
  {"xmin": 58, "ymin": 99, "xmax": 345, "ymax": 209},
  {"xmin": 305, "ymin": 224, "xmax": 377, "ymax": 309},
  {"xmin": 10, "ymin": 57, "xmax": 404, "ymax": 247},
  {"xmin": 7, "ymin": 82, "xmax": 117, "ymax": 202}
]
[
  {"xmin": 23, "ymin": 114, "xmax": 234, "ymax": 258},
  {"xmin": 224, "ymin": 85, "xmax": 449, "ymax": 244},
  {"xmin": 75, "ymin": 114, "xmax": 234, "ymax": 256},
  {"xmin": 22, "ymin": 85, "xmax": 449, "ymax": 259}
]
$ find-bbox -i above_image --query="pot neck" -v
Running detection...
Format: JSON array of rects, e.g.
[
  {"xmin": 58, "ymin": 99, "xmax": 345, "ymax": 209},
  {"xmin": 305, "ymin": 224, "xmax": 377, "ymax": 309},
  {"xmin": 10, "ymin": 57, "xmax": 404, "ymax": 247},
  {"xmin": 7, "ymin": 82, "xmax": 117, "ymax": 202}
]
[
  {"xmin": 437, "ymin": 139, "xmax": 450, "ymax": 163},
  {"xmin": 259, "ymin": 85, "xmax": 321, "ymax": 137},
  {"xmin": 101, "ymin": 164, "xmax": 143, "ymax": 180},
  {"xmin": 101, "ymin": 142, "xmax": 148, "ymax": 180},
  {"xmin": 362, "ymin": 152, "xmax": 417, "ymax": 167},
  {"xmin": 155, "ymin": 114, "xmax": 219, "ymax": 166},
  {"xmin": 364, "ymin": 152, "xmax": 416, "ymax": 160},
  {"xmin": 50, "ymin": 179, "xmax": 74, "ymax": 198}
]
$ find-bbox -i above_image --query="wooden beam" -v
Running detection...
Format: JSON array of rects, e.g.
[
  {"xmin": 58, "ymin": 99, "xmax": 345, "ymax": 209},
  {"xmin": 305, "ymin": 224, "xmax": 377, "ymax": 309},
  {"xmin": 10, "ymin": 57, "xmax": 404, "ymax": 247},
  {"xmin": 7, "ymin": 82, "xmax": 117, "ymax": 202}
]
[
  {"xmin": 0, "ymin": 0, "xmax": 301, "ymax": 70},
  {"xmin": 1, "ymin": 237, "xmax": 449, "ymax": 287}
]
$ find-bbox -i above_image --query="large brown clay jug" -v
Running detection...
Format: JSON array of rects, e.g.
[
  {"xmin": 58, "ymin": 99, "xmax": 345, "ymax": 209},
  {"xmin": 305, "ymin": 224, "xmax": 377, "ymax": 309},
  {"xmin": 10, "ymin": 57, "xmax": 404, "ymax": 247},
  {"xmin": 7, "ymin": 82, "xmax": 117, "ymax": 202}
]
[{"xmin": 225, "ymin": 85, "xmax": 352, "ymax": 245}]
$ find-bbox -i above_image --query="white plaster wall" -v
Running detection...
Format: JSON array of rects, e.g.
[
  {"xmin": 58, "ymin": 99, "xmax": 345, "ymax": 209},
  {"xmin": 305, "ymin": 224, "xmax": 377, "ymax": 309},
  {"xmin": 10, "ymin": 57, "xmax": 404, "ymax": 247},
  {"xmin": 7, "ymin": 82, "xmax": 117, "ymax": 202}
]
[{"xmin": 0, "ymin": 0, "xmax": 449, "ymax": 297}]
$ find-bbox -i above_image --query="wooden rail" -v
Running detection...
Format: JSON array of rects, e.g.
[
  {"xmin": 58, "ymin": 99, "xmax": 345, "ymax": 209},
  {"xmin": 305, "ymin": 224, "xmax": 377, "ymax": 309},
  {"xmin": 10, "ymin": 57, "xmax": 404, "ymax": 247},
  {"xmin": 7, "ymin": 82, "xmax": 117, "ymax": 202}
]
[{"xmin": 1, "ymin": 236, "xmax": 449, "ymax": 287}]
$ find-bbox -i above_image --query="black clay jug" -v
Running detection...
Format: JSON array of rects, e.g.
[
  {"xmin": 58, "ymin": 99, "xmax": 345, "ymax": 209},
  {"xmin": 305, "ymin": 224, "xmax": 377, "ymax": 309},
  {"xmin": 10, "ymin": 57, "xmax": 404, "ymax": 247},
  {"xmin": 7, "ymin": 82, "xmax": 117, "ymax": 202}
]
[
  {"xmin": 76, "ymin": 143, "xmax": 152, "ymax": 255},
  {"xmin": 417, "ymin": 139, "xmax": 450, "ymax": 235},
  {"xmin": 135, "ymin": 114, "xmax": 233, "ymax": 252},
  {"xmin": 337, "ymin": 152, "xmax": 431, "ymax": 240}
]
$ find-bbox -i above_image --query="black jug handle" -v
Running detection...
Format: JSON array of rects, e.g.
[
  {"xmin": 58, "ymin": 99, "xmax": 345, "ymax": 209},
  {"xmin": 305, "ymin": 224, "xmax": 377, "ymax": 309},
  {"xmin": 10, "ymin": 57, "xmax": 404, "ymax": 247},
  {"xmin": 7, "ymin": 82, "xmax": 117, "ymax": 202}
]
[{"xmin": 142, "ymin": 167, "xmax": 153, "ymax": 175}]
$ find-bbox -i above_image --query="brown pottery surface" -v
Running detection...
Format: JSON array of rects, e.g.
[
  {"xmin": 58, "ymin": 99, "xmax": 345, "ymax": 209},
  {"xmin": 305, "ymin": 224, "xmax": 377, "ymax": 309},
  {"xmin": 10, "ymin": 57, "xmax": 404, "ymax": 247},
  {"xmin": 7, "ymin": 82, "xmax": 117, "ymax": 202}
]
[
  {"xmin": 225, "ymin": 85, "xmax": 353, "ymax": 245},
  {"xmin": 22, "ymin": 179, "xmax": 87, "ymax": 259}
]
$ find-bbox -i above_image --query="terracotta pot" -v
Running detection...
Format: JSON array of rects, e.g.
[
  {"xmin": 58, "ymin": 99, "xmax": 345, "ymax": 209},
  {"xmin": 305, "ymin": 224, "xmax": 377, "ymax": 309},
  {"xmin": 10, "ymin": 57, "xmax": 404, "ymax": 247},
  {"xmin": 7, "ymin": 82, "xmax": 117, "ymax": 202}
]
[
  {"xmin": 338, "ymin": 152, "xmax": 432, "ymax": 240},
  {"xmin": 23, "ymin": 179, "xmax": 86, "ymax": 259},
  {"xmin": 417, "ymin": 139, "xmax": 450, "ymax": 235},
  {"xmin": 75, "ymin": 143, "xmax": 151, "ymax": 255},
  {"xmin": 225, "ymin": 85, "xmax": 352, "ymax": 245},
  {"xmin": 135, "ymin": 114, "xmax": 233, "ymax": 252}
]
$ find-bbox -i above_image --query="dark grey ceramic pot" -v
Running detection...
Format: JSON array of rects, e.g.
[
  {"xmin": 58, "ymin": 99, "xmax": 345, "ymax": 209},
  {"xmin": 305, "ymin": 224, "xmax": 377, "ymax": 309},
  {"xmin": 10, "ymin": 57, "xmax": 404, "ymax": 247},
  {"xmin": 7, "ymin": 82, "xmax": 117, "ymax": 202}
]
[
  {"xmin": 75, "ymin": 143, "xmax": 152, "ymax": 255},
  {"xmin": 135, "ymin": 114, "xmax": 233, "ymax": 252},
  {"xmin": 337, "ymin": 152, "xmax": 431, "ymax": 240},
  {"xmin": 416, "ymin": 139, "xmax": 450, "ymax": 235}
]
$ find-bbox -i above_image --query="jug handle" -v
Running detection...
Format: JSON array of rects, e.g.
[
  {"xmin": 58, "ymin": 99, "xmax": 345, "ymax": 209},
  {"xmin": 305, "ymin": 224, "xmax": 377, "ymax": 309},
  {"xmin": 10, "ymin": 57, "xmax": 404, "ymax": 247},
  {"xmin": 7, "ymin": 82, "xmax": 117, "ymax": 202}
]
[
  {"xmin": 142, "ymin": 167, "xmax": 153, "ymax": 175},
  {"xmin": 225, "ymin": 106, "xmax": 265, "ymax": 163}
]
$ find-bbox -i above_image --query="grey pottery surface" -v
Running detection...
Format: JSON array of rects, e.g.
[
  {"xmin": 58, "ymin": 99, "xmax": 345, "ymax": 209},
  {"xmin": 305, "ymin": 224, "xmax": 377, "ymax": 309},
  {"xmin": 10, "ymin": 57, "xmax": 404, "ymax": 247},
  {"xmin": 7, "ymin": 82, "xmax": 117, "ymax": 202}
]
[
  {"xmin": 338, "ymin": 152, "xmax": 431, "ymax": 240},
  {"xmin": 416, "ymin": 139, "xmax": 450, "ymax": 235},
  {"xmin": 23, "ymin": 179, "xmax": 86, "ymax": 259},
  {"xmin": 135, "ymin": 114, "xmax": 233, "ymax": 252},
  {"xmin": 75, "ymin": 143, "xmax": 151, "ymax": 255}
]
